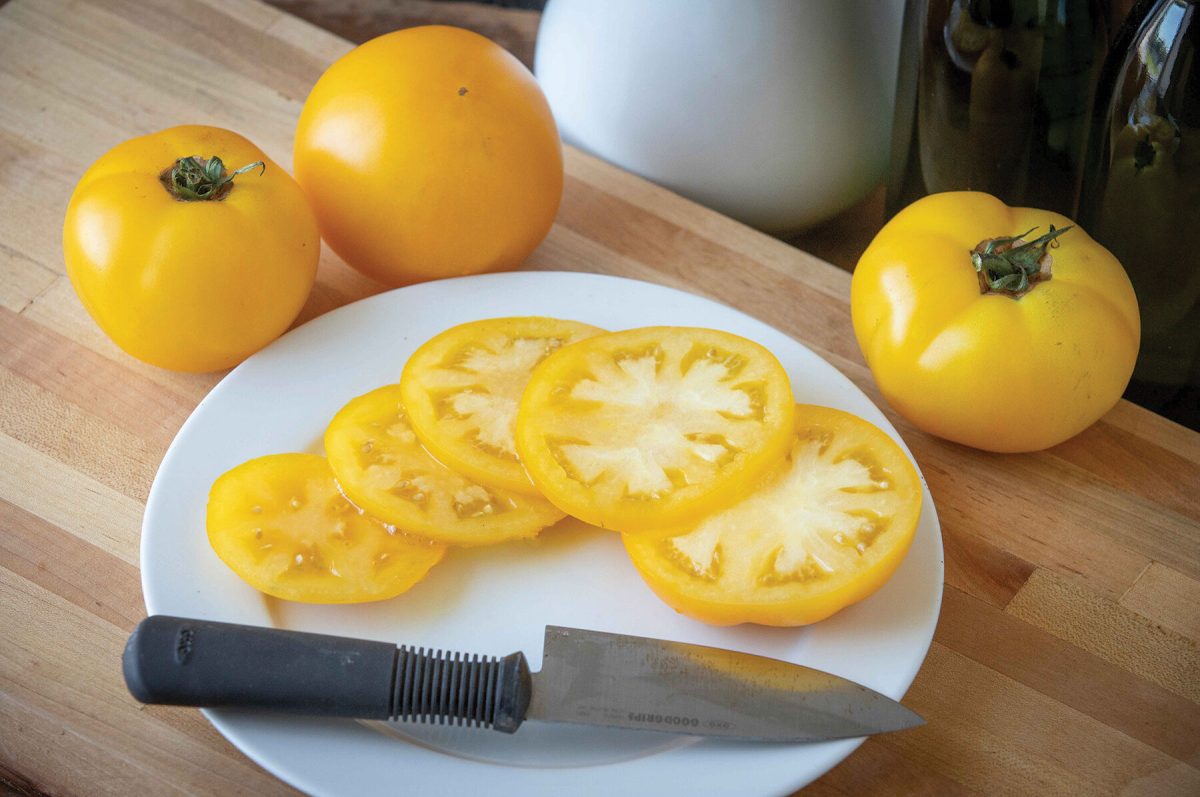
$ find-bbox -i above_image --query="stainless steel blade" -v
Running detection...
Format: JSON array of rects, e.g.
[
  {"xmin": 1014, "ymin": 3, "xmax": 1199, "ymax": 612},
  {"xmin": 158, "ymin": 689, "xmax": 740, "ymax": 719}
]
[{"xmin": 526, "ymin": 626, "xmax": 923, "ymax": 741}]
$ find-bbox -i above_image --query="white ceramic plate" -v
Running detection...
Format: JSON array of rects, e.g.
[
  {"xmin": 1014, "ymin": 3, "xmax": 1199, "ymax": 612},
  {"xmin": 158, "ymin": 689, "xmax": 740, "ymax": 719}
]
[{"xmin": 141, "ymin": 272, "xmax": 943, "ymax": 796}]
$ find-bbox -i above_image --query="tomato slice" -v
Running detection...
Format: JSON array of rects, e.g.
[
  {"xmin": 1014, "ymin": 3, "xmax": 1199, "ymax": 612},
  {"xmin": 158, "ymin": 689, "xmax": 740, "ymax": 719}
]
[
  {"xmin": 623, "ymin": 405, "xmax": 922, "ymax": 626},
  {"xmin": 400, "ymin": 317, "xmax": 604, "ymax": 494},
  {"xmin": 325, "ymin": 384, "xmax": 565, "ymax": 546},
  {"xmin": 207, "ymin": 453, "xmax": 446, "ymax": 603},
  {"xmin": 515, "ymin": 327, "xmax": 795, "ymax": 533}
]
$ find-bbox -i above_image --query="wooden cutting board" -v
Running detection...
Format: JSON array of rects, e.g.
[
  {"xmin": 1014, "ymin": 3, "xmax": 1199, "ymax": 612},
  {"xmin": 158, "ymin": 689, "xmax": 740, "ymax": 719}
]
[{"xmin": 1, "ymin": 0, "xmax": 1197, "ymax": 794}]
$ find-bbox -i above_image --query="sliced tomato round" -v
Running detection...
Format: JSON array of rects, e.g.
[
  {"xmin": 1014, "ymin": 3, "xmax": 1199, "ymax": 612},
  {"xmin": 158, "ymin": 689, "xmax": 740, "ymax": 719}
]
[
  {"xmin": 515, "ymin": 326, "xmax": 795, "ymax": 533},
  {"xmin": 207, "ymin": 453, "xmax": 446, "ymax": 603},
  {"xmin": 623, "ymin": 405, "xmax": 922, "ymax": 626},
  {"xmin": 325, "ymin": 384, "xmax": 565, "ymax": 546},
  {"xmin": 400, "ymin": 317, "xmax": 605, "ymax": 494}
]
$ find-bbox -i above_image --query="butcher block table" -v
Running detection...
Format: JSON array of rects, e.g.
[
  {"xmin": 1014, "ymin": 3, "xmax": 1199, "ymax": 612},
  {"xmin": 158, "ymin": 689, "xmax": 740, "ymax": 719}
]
[{"xmin": 1, "ymin": 0, "xmax": 1198, "ymax": 794}]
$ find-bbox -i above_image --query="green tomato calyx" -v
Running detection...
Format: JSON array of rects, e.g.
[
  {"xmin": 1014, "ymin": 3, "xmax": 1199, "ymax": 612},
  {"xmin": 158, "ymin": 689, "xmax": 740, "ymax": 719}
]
[
  {"xmin": 161, "ymin": 155, "xmax": 265, "ymax": 201},
  {"xmin": 971, "ymin": 225, "xmax": 1072, "ymax": 299}
]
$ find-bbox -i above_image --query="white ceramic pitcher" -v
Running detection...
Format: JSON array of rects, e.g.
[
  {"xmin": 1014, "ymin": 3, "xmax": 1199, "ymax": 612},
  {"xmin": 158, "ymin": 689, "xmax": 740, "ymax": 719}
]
[{"xmin": 535, "ymin": 0, "xmax": 904, "ymax": 233}]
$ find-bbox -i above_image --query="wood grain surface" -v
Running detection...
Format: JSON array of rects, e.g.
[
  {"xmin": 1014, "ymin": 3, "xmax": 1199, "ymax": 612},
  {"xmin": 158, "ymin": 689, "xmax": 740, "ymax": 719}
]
[{"xmin": 1, "ymin": 1, "xmax": 1197, "ymax": 795}]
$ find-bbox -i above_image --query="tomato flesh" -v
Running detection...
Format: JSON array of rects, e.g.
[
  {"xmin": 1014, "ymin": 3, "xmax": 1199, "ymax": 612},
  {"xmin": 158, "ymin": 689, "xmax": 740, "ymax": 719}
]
[
  {"xmin": 623, "ymin": 405, "xmax": 922, "ymax": 626},
  {"xmin": 516, "ymin": 327, "xmax": 795, "ymax": 533},
  {"xmin": 326, "ymin": 384, "xmax": 564, "ymax": 546},
  {"xmin": 207, "ymin": 453, "xmax": 446, "ymax": 603},
  {"xmin": 400, "ymin": 317, "xmax": 604, "ymax": 494}
]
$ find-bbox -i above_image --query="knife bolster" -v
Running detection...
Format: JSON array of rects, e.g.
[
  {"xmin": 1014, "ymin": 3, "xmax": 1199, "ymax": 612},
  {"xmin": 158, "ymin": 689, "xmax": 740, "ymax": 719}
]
[
  {"xmin": 494, "ymin": 651, "xmax": 532, "ymax": 733},
  {"xmin": 391, "ymin": 647, "xmax": 531, "ymax": 733}
]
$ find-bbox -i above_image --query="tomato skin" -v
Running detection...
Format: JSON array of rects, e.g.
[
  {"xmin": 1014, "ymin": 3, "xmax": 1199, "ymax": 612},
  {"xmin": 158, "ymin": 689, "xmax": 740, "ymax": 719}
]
[
  {"xmin": 293, "ymin": 25, "xmax": 562, "ymax": 286},
  {"xmin": 851, "ymin": 191, "xmax": 1140, "ymax": 453},
  {"xmin": 623, "ymin": 405, "xmax": 921, "ymax": 627},
  {"xmin": 62, "ymin": 125, "xmax": 319, "ymax": 373}
]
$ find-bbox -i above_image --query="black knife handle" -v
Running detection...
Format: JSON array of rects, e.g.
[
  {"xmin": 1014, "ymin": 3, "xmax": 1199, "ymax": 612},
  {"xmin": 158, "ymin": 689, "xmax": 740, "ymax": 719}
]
[{"xmin": 123, "ymin": 615, "xmax": 531, "ymax": 733}]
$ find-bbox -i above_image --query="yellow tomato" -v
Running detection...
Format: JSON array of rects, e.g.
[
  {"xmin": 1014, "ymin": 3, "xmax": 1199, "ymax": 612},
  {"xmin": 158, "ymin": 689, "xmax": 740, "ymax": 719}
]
[
  {"xmin": 852, "ymin": 192, "xmax": 1139, "ymax": 452},
  {"xmin": 293, "ymin": 26, "xmax": 562, "ymax": 286},
  {"xmin": 63, "ymin": 125, "xmax": 319, "ymax": 372},
  {"xmin": 325, "ymin": 385, "xmax": 564, "ymax": 546},
  {"xmin": 207, "ymin": 454, "xmax": 446, "ymax": 603},
  {"xmin": 623, "ymin": 405, "xmax": 921, "ymax": 627},
  {"xmin": 400, "ymin": 317, "xmax": 605, "ymax": 494},
  {"xmin": 516, "ymin": 327, "xmax": 795, "ymax": 534}
]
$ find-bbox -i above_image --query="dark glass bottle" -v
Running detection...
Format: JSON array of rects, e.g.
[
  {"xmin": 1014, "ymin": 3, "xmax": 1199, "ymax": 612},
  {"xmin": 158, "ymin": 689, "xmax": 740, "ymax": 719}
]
[
  {"xmin": 887, "ymin": 0, "xmax": 1108, "ymax": 219},
  {"xmin": 1078, "ymin": 0, "xmax": 1200, "ymax": 429}
]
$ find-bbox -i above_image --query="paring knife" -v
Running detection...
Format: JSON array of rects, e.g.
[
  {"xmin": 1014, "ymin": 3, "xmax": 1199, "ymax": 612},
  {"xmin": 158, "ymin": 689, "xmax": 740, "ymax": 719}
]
[{"xmin": 122, "ymin": 616, "xmax": 922, "ymax": 741}]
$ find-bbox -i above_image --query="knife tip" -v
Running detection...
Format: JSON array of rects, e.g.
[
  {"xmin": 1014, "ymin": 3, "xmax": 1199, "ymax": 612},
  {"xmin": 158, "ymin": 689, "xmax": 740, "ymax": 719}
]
[{"xmin": 886, "ymin": 704, "xmax": 925, "ymax": 734}]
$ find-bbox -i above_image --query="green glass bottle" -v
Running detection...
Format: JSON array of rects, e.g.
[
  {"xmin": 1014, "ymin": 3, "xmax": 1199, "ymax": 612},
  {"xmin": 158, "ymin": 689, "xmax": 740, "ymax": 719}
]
[
  {"xmin": 887, "ymin": 0, "xmax": 1109, "ymax": 219},
  {"xmin": 1078, "ymin": 0, "xmax": 1200, "ymax": 429}
]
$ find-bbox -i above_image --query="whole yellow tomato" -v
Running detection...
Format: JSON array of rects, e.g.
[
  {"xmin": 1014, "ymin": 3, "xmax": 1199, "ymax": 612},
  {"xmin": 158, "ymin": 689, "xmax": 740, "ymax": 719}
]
[
  {"xmin": 63, "ymin": 125, "xmax": 319, "ymax": 372},
  {"xmin": 293, "ymin": 25, "xmax": 563, "ymax": 286},
  {"xmin": 852, "ymin": 192, "xmax": 1139, "ymax": 453}
]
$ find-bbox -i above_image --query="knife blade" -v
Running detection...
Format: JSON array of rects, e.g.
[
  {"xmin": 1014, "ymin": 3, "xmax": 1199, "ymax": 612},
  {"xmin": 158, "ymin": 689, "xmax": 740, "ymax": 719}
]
[{"xmin": 123, "ymin": 616, "xmax": 922, "ymax": 741}]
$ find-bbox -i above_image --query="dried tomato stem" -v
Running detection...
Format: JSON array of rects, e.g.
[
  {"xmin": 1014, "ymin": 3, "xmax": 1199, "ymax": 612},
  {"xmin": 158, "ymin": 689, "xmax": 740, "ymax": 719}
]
[
  {"xmin": 160, "ymin": 155, "xmax": 264, "ymax": 201},
  {"xmin": 970, "ymin": 225, "xmax": 1072, "ymax": 298}
]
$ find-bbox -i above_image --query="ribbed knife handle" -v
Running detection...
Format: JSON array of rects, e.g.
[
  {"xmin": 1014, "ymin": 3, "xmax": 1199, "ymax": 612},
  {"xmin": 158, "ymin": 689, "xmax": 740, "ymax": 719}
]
[
  {"xmin": 393, "ymin": 646, "xmax": 530, "ymax": 732},
  {"xmin": 123, "ymin": 616, "xmax": 531, "ymax": 733}
]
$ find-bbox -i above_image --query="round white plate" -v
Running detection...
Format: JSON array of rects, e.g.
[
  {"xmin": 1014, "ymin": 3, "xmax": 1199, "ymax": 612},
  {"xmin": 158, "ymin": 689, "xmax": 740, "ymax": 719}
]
[{"xmin": 142, "ymin": 271, "xmax": 943, "ymax": 796}]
